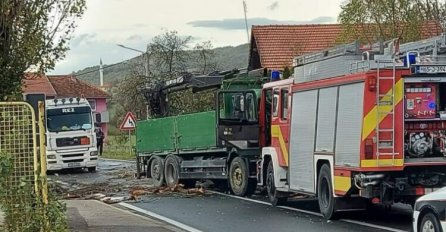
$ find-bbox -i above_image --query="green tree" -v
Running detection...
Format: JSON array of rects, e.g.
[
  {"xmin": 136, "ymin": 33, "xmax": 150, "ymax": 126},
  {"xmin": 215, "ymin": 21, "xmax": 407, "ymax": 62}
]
[
  {"xmin": 338, "ymin": 0, "xmax": 445, "ymax": 43},
  {"xmin": 115, "ymin": 30, "xmax": 219, "ymax": 118},
  {"xmin": 282, "ymin": 66, "xmax": 293, "ymax": 79},
  {"xmin": 0, "ymin": 0, "xmax": 86, "ymax": 100}
]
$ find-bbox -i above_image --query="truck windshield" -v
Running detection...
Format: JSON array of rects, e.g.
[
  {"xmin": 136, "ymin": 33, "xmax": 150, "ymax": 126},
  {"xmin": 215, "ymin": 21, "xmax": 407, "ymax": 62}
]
[
  {"xmin": 47, "ymin": 106, "xmax": 92, "ymax": 132},
  {"xmin": 218, "ymin": 92, "xmax": 257, "ymax": 122}
]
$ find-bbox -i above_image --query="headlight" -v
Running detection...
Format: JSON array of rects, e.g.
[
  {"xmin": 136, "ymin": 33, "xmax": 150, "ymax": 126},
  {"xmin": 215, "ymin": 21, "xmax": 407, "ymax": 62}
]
[
  {"xmin": 47, "ymin": 155, "xmax": 56, "ymax": 159},
  {"xmin": 90, "ymin": 151, "xmax": 98, "ymax": 156}
]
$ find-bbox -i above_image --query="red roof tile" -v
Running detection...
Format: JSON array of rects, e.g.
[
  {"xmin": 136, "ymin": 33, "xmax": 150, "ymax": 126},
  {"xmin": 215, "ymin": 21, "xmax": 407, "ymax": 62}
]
[
  {"xmin": 47, "ymin": 75, "xmax": 111, "ymax": 99},
  {"xmin": 250, "ymin": 23, "xmax": 443, "ymax": 70},
  {"xmin": 23, "ymin": 73, "xmax": 57, "ymax": 97}
]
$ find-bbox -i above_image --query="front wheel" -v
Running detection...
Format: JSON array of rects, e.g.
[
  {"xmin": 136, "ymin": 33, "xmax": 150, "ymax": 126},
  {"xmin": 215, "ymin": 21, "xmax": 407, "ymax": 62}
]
[
  {"xmin": 317, "ymin": 164, "xmax": 337, "ymax": 219},
  {"xmin": 266, "ymin": 161, "xmax": 287, "ymax": 206},
  {"xmin": 87, "ymin": 167, "xmax": 96, "ymax": 173},
  {"xmin": 150, "ymin": 156, "xmax": 165, "ymax": 187},
  {"xmin": 229, "ymin": 157, "xmax": 256, "ymax": 196},
  {"xmin": 419, "ymin": 212, "xmax": 442, "ymax": 232}
]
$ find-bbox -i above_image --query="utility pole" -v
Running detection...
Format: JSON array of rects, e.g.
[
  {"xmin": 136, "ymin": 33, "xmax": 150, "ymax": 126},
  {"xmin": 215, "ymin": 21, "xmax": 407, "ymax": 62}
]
[{"xmin": 243, "ymin": 0, "xmax": 250, "ymax": 44}]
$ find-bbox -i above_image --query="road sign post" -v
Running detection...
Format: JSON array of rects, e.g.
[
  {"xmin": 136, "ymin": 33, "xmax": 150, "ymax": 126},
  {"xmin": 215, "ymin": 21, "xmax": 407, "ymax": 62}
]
[{"xmin": 120, "ymin": 112, "xmax": 136, "ymax": 157}]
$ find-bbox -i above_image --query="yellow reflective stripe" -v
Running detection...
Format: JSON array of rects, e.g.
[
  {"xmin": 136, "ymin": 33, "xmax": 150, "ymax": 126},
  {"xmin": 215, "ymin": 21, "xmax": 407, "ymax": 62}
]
[
  {"xmin": 361, "ymin": 159, "xmax": 404, "ymax": 167},
  {"xmin": 362, "ymin": 79, "xmax": 404, "ymax": 141},
  {"xmin": 271, "ymin": 125, "xmax": 289, "ymax": 165},
  {"xmin": 334, "ymin": 176, "xmax": 351, "ymax": 192}
]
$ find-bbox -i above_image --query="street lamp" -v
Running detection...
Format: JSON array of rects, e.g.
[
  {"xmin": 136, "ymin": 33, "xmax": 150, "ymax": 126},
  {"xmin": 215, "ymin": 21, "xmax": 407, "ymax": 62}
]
[
  {"xmin": 117, "ymin": 44, "xmax": 150, "ymax": 119},
  {"xmin": 116, "ymin": 44, "xmax": 149, "ymax": 77}
]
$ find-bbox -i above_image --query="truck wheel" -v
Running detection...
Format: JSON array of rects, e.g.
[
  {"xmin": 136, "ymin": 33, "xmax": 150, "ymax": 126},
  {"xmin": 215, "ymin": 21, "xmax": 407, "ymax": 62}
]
[
  {"xmin": 229, "ymin": 157, "xmax": 255, "ymax": 196},
  {"xmin": 150, "ymin": 156, "xmax": 165, "ymax": 187},
  {"xmin": 88, "ymin": 167, "xmax": 96, "ymax": 173},
  {"xmin": 266, "ymin": 161, "xmax": 287, "ymax": 206},
  {"xmin": 419, "ymin": 212, "xmax": 441, "ymax": 232},
  {"xmin": 317, "ymin": 164, "xmax": 337, "ymax": 219},
  {"xmin": 164, "ymin": 155, "xmax": 180, "ymax": 187}
]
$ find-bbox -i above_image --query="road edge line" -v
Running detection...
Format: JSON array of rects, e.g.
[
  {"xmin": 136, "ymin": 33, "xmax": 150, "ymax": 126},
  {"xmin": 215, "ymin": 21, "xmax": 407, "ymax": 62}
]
[
  {"xmin": 209, "ymin": 190, "xmax": 322, "ymax": 217},
  {"xmin": 118, "ymin": 202, "xmax": 203, "ymax": 232},
  {"xmin": 339, "ymin": 219, "xmax": 407, "ymax": 232},
  {"xmin": 210, "ymin": 191, "xmax": 406, "ymax": 232}
]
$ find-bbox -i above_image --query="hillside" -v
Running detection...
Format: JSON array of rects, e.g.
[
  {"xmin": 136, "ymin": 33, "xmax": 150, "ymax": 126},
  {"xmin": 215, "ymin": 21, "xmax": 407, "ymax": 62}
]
[{"xmin": 75, "ymin": 43, "xmax": 250, "ymax": 86}]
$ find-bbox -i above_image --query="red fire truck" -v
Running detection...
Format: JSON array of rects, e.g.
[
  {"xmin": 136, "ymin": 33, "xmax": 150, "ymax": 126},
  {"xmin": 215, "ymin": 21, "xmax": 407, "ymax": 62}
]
[{"xmin": 257, "ymin": 35, "xmax": 446, "ymax": 219}]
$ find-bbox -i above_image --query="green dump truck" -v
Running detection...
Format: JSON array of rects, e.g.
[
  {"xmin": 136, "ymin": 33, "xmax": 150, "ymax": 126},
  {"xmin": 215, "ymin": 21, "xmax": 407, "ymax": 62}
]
[{"xmin": 135, "ymin": 69, "xmax": 266, "ymax": 196}]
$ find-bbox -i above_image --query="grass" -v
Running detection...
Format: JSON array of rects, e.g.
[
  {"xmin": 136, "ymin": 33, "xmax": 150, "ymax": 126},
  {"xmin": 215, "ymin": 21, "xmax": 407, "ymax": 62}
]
[{"xmin": 102, "ymin": 134, "xmax": 136, "ymax": 161}]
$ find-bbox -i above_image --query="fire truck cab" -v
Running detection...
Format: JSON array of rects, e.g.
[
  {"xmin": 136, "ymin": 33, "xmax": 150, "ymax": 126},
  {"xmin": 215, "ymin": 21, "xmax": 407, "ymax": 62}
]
[{"xmin": 257, "ymin": 35, "xmax": 446, "ymax": 219}]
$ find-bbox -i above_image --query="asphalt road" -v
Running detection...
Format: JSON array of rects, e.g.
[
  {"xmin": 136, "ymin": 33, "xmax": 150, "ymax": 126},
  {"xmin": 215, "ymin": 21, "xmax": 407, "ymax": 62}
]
[
  {"xmin": 128, "ymin": 194, "xmax": 398, "ymax": 232},
  {"xmin": 52, "ymin": 159, "xmax": 414, "ymax": 232}
]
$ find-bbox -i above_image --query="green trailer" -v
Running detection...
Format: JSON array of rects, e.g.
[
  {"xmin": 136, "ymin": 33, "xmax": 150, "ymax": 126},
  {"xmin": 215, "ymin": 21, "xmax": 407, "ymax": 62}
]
[{"xmin": 136, "ymin": 69, "xmax": 267, "ymax": 196}]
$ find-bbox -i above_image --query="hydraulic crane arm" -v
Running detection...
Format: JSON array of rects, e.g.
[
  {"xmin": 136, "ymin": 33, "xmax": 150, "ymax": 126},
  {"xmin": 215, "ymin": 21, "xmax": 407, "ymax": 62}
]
[{"xmin": 142, "ymin": 69, "xmax": 246, "ymax": 117}]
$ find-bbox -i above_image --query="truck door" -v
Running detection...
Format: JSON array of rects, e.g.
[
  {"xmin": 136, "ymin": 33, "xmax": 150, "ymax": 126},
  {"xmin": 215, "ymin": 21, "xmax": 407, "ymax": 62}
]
[
  {"xmin": 216, "ymin": 90, "xmax": 260, "ymax": 149},
  {"xmin": 271, "ymin": 86, "xmax": 291, "ymax": 167},
  {"xmin": 260, "ymin": 88, "xmax": 272, "ymax": 147}
]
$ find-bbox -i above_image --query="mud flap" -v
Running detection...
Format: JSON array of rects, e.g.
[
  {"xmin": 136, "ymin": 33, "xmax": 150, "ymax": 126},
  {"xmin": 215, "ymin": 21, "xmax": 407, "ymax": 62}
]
[{"xmin": 335, "ymin": 197, "xmax": 367, "ymax": 211}]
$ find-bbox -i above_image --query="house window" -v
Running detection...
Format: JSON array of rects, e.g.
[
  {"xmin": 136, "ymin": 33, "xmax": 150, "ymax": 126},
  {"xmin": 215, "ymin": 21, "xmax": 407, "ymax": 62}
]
[{"xmin": 88, "ymin": 99, "xmax": 96, "ymax": 111}]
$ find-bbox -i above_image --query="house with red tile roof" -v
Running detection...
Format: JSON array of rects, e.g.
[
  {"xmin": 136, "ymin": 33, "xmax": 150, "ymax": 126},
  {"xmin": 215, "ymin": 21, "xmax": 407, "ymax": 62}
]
[
  {"xmin": 23, "ymin": 73, "xmax": 57, "ymax": 98},
  {"xmin": 23, "ymin": 74, "xmax": 111, "ymax": 139},
  {"xmin": 248, "ymin": 23, "xmax": 443, "ymax": 71}
]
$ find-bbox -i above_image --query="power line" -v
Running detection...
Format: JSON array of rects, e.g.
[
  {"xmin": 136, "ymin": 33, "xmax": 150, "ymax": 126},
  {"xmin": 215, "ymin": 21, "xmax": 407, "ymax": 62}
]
[{"xmin": 75, "ymin": 60, "xmax": 127, "ymax": 76}]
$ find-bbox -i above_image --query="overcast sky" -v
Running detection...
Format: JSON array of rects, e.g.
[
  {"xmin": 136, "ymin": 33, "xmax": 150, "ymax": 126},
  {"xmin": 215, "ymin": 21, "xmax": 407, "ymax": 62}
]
[{"xmin": 50, "ymin": 0, "xmax": 345, "ymax": 74}]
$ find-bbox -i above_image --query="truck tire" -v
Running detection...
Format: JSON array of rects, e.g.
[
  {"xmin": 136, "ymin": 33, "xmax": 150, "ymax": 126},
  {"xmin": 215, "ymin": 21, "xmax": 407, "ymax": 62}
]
[
  {"xmin": 419, "ymin": 212, "xmax": 441, "ymax": 232},
  {"xmin": 164, "ymin": 155, "xmax": 180, "ymax": 187},
  {"xmin": 150, "ymin": 156, "xmax": 165, "ymax": 187},
  {"xmin": 229, "ymin": 157, "xmax": 256, "ymax": 196},
  {"xmin": 88, "ymin": 167, "xmax": 96, "ymax": 173},
  {"xmin": 266, "ymin": 161, "xmax": 287, "ymax": 206},
  {"xmin": 317, "ymin": 164, "xmax": 338, "ymax": 219}
]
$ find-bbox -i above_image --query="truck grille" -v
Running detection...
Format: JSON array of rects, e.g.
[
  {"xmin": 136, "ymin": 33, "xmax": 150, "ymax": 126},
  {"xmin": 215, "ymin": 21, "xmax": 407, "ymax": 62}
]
[
  {"xmin": 63, "ymin": 159, "xmax": 83, "ymax": 163},
  {"xmin": 56, "ymin": 137, "xmax": 86, "ymax": 147},
  {"xmin": 61, "ymin": 154, "xmax": 84, "ymax": 158}
]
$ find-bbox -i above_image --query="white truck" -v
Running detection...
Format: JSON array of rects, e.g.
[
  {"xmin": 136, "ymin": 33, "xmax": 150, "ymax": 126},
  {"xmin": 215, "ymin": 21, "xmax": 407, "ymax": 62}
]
[{"xmin": 45, "ymin": 97, "xmax": 98, "ymax": 172}]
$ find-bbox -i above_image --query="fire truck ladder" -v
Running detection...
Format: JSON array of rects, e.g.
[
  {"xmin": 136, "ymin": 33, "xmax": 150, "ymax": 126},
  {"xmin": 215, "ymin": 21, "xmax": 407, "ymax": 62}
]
[{"xmin": 375, "ymin": 59, "xmax": 397, "ymax": 166}]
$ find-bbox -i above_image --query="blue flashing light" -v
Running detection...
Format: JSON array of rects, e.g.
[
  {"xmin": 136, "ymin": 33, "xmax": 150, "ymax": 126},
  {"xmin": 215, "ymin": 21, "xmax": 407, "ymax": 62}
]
[
  {"xmin": 404, "ymin": 53, "xmax": 417, "ymax": 67},
  {"xmin": 428, "ymin": 102, "xmax": 436, "ymax": 109},
  {"xmin": 271, "ymin": 70, "xmax": 280, "ymax": 81}
]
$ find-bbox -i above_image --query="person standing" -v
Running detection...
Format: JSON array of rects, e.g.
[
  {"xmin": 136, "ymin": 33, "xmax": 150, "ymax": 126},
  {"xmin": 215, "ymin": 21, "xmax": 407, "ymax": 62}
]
[{"xmin": 96, "ymin": 127, "xmax": 104, "ymax": 156}]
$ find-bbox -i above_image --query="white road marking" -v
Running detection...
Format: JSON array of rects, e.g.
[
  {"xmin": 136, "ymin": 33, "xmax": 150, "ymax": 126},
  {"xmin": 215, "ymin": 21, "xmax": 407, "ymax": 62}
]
[
  {"xmin": 210, "ymin": 191, "xmax": 323, "ymax": 216},
  {"xmin": 340, "ymin": 219, "xmax": 406, "ymax": 232},
  {"xmin": 210, "ymin": 191, "xmax": 407, "ymax": 232},
  {"xmin": 119, "ymin": 202, "xmax": 203, "ymax": 232}
]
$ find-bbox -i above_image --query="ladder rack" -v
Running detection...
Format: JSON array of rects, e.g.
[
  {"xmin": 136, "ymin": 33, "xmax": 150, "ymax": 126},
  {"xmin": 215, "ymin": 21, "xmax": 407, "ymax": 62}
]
[
  {"xmin": 375, "ymin": 60, "xmax": 398, "ymax": 166},
  {"xmin": 293, "ymin": 33, "xmax": 446, "ymax": 83},
  {"xmin": 293, "ymin": 41, "xmax": 361, "ymax": 66}
]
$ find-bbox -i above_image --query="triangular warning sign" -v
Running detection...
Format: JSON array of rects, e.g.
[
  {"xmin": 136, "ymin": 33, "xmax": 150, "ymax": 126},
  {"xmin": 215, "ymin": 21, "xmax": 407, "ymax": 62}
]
[{"xmin": 120, "ymin": 112, "xmax": 136, "ymax": 130}]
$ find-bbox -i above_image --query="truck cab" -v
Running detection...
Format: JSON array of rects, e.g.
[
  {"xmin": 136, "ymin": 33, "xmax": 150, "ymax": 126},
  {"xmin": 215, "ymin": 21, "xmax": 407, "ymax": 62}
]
[{"xmin": 45, "ymin": 98, "xmax": 98, "ymax": 172}]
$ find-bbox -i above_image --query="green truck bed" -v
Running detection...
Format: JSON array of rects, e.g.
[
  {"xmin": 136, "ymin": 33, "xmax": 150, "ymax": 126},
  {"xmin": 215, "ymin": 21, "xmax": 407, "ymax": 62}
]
[{"xmin": 136, "ymin": 111, "xmax": 217, "ymax": 154}]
